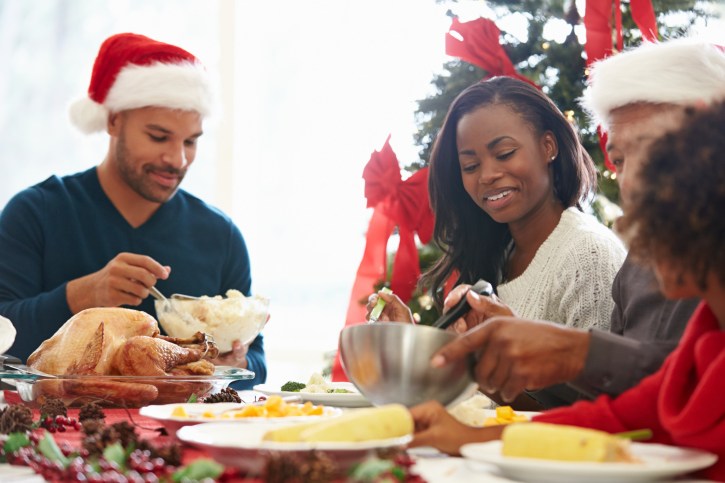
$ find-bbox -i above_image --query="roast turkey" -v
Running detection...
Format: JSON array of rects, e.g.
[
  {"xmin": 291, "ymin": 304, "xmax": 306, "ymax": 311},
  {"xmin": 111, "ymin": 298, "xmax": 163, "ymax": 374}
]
[{"xmin": 26, "ymin": 307, "xmax": 219, "ymax": 406}]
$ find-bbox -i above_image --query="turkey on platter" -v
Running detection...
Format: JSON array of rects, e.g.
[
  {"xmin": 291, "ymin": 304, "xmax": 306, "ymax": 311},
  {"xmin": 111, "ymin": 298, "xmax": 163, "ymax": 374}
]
[{"xmin": 26, "ymin": 307, "xmax": 219, "ymax": 406}]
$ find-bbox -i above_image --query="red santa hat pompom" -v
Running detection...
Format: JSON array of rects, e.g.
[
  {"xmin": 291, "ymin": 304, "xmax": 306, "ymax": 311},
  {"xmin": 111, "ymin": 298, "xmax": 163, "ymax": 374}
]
[
  {"xmin": 580, "ymin": 38, "xmax": 725, "ymax": 131},
  {"xmin": 69, "ymin": 33, "xmax": 212, "ymax": 134}
]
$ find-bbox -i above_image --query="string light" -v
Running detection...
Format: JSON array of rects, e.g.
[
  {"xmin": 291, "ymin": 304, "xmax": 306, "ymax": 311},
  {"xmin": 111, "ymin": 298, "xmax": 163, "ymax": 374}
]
[{"xmin": 564, "ymin": 110, "xmax": 576, "ymax": 125}]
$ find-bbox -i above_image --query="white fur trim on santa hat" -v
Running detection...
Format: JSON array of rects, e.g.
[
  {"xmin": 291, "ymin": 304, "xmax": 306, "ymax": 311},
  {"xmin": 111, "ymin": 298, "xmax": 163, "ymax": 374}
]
[
  {"xmin": 69, "ymin": 61, "xmax": 212, "ymax": 133},
  {"xmin": 581, "ymin": 38, "xmax": 725, "ymax": 131},
  {"xmin": 69, "ymin": 97, "xmax": 109, "ymax": 134}
]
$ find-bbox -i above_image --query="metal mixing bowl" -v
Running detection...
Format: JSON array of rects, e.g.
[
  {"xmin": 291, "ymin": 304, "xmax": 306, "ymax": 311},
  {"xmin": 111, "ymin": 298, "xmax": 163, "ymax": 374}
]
[{"xmin": 339, "ymin": 322, "xmax": 474, "ymax": 407}]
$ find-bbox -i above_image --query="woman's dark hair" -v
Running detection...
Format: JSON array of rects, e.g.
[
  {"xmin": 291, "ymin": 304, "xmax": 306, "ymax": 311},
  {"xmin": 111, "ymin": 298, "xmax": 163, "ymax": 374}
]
[
  {"xmin": 421, "ymin": 76, "xmax": 597, "ymax": 307},
  {"xmin": 617, "ymin": 101, "xmax": 725, "ymax": 290}
]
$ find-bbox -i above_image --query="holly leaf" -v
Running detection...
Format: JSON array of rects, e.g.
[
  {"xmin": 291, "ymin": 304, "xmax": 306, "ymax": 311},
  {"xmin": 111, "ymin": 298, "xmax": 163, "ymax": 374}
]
[
  {"xmin": 37, "ymin": 431, "xmax": 69, "ymax": 468},
  {"xmin": 3, "ymin": 432, "xmax": 31, "ymax": 454},
  {"xmin": 172, "ymin": 458, "xmax": 224, "ymax": 482},
  {"xmin": 103, "ymin": 442, "xmax": 126, "ymax": 470}
]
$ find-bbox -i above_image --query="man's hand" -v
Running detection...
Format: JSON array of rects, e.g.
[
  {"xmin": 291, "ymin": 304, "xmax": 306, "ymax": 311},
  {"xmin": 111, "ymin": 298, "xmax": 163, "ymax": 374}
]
[
  {"xmin": 211, "ymin": 339, "xmax": 249, "ymax": 369},
  {"xmin": 66, "ymin": 252, "xmax": 170, "ymax": 314},
  {"xmin": 443, "ymin": 285, "xmax": 514, "ymax": 333},
  {"xmin": 409, "ymin": 401, "xmax": 503, "ymax": 454},
  {"xmin": 431, "ymin": 317, "xmax": 591, "ymax": 402},
  {"xmin": 366, "ymin": 290, "xmax": 414, "ymax": 323}
]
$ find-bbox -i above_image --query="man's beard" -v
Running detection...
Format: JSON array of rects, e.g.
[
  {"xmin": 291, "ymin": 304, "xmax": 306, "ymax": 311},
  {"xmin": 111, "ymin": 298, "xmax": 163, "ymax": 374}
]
[{"xmin": 115, "ymin": 134, "xmax": 185, "ymax": 204}]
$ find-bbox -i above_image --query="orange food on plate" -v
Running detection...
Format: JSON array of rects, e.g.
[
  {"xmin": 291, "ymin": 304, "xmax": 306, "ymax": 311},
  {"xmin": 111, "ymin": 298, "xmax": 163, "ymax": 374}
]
[
  {"xmin": 169, "ymin": 395, "xmax": 328, "ymax": 420},
  {"xmin": 229, "ymin": 396, "xmax": 325, "ymax": 418},
  {"xmin": 483, "ymin": 405, "xmax": 530, "ymax": 426}
]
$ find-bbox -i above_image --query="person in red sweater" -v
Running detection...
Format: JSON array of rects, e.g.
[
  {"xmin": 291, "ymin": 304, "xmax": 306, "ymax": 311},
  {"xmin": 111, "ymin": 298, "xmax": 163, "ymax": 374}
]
[{"xmin": 410, "ymin": 100, "xmax": 725, "ymax": 481}]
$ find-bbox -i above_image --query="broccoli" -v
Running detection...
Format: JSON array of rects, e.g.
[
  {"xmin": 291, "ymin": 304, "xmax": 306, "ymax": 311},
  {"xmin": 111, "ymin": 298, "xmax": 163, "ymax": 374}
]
[{"xmin": 280, "ymin": 381, "xmax": 306, "ymax": 392}]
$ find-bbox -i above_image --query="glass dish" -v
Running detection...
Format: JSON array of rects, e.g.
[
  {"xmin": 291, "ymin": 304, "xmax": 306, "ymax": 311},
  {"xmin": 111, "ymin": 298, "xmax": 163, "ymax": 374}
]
[
  {"xmin": 0, "ymin": 366, "xmax": 253, "ymax": 408},
  {"xmin": 155, "ymin": 291, "xmax": 269, "ymax": 353}
]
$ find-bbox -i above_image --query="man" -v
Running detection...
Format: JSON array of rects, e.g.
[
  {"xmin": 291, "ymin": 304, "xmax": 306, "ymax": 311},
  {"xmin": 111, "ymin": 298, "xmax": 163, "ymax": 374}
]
[
  {"xmin": 431, "ymin": 38, "xmax": 724, "ymax": 406},
  {"xmin": 0, "ymin": 33, "xmax": 266, "ymax": 387}
]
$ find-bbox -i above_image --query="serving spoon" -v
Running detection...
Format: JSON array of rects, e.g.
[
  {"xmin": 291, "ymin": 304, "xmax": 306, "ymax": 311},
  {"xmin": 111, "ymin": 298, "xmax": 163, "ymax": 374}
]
[
  {"xmin": 149, "ymin": 286, "xmax": 200, "ymax": 326},
  {"xmin": 367, "ymin": 279, "xmax": 494, "ymax": 329}
]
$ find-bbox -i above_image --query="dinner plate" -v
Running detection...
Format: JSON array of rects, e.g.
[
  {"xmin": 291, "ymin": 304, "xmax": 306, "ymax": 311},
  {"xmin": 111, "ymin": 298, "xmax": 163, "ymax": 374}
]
[
  {"xmin": 140, "ymin": 402, "xmax": 342, "ymax": 437},
  {"xmin": 254, "ymin": 382, "xmax": 371, "ymax": 408},
  {"xmin": 461, "ymin": 441, "xmax": 718, "ymax": 483},
  {"xmin": 177, "ymin": 421, "xmax": 411, "ymax": 475},
  {"xmin": 0, "ymin": 463, "xmax": 44, "ymax": 482}
]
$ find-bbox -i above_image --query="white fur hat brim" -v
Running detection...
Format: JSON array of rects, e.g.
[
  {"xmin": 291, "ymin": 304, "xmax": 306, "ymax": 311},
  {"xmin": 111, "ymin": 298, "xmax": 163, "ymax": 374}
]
[
  {"xmin": 69, "ymin": 61, "xmax": 212, "ymax": 133},
  {"xmin": 581, "ymin": 38, "xmax": 725, "ymax": 130}
]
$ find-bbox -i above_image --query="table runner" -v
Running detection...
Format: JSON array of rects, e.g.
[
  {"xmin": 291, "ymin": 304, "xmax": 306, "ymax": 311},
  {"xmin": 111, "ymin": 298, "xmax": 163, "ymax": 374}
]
[{"xmin": 3, "ymin": 391, "xmax": 256, "ymax": 481}]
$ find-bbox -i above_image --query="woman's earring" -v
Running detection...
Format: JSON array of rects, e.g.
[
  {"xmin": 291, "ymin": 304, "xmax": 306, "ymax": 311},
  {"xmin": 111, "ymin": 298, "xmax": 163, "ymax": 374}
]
[{"xmin": 550, "ymin": 155, "xmax": 556, "ymax": 161}]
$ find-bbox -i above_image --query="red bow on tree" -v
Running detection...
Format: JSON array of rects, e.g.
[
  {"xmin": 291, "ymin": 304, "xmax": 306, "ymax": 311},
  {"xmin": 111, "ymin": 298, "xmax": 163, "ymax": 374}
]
[
  {"xmin": 584, "ymin": 0, "xmax": 658, "ymax": 171},
  {"xmin": 331, "ymin": 136, "xmax": 434, "ymax": 381},
  {"xmin": 445, "ymin": 16, "xmax": 537, "ymax": 88}
]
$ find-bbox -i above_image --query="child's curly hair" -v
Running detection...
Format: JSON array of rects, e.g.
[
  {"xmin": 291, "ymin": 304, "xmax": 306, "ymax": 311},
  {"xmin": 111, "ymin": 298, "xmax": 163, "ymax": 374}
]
[{"xmin": 617, "ymin": 100, "xmax": 725, "ymax": 290}]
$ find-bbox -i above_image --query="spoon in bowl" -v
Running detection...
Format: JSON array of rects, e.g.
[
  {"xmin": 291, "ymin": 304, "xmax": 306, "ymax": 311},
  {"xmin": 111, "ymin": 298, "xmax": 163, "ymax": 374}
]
[{"xmin": 149, "ymin": 286, "xmax": 200, "ymax": 326}]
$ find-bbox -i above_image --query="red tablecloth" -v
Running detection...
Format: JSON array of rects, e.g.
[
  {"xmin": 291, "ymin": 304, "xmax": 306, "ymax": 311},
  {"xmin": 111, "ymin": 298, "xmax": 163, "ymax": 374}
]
[{"xmin": 3, "ymin": 391, "xmax": 256, "ymax": 482}]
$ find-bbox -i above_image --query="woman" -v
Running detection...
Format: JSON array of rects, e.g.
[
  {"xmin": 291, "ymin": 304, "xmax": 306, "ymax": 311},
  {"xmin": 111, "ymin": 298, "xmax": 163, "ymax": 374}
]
[
  {"xmin": 409, "ymin": 102, "xmax": 725, "ymax": 481},
  {"xmin": 371, "ymin": 76, "xmax": 625, "ymax": 332}
]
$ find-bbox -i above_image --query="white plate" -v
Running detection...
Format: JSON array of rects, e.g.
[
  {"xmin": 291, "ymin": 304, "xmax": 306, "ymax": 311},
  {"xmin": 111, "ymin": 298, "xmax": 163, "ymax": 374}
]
[
  {"xmin": 461, "ymin": 441, "xmax": 717, "ymax": 483},
  {"xmin": 140, "ymin": 402, "xmax": 342, "ymax": 437},
  {"xmin": 0, "ymin": 463, "xmax": 44, "ymax": 482},
  {"xmin": 254, "ymin": 382, "xmax": 371, "ymax": 408},
  {"xmin": 177, "ymin": 421, "xmax": 411, "ymax": 475}
]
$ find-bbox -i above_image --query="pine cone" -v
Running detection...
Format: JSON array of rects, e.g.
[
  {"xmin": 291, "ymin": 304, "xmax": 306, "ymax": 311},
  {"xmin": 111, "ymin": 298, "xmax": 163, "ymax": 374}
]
[
  {"xmin": 202, "ymin": 387, "xmax": 241, "ymax": 403},
  {"xmin": 263, "ymin": 453, "xmax": 303, "ymax": 483},
  {"xmin": 81, "ymin": 418, "xmax": 105, "ymax": 436},
  {"xmin": 140, "ymin": 441, "xmax": 182, "ymax": 467},
  {"xmin": 83, "ymin": 420, "xmax": 140, "ymax": 457},
  {"xmin": 110, "ymin": 421, "xmax": 138, "ymax": 448},
  {"xmin": 0, "ymin": 404, "xmax": 34, "ymax": 434},
  {"xmin": 82, "ymin": 432, "xmax": 106, "ymax": 458},
  {"xmin": 39, "ymin": 397, "xmax": 67, "ymax": 419},
  {"xmin": 78, "ymin": 402, "xmax": 106, "ymax": 422},
  {"xmin": 300, "ymin": 451, "xmax": 337, "ymax": 483}
]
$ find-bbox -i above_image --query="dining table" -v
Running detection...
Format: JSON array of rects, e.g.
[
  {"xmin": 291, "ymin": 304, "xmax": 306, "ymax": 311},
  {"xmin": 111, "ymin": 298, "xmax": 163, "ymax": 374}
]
[
  {"xmin": 0, "ymin": 390, "xmax": 715, "ymax": 483},
  {"xmin": 0, "ymin": 389, "xmax": 525, "ymax": 483}
]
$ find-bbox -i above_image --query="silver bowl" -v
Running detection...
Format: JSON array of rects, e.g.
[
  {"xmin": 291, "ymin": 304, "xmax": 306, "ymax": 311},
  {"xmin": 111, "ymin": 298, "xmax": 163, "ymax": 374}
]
[{"xmin": 339, "ymin": 322, "xmax": 474, "ymax": 407}]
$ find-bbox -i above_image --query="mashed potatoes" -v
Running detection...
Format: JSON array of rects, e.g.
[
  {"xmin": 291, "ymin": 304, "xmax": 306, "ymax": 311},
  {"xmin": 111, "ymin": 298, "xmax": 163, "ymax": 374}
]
[
  {"xmin": 156, "ymin": 289, "xmax": 269, "ymax": 352},
  {"xmin": 448, "ymin": 394, "xmax": 495, "ymax": 426},
  {"xmin": 0, "ymin": 315, "xmax": 16, "ymax": 354}
]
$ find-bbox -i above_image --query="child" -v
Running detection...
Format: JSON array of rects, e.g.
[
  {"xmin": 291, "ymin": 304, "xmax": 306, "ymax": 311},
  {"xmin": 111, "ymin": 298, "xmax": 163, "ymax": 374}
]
[{"xmin": 409, "ymin": 101, "xmax": 725, "ymax": 481}]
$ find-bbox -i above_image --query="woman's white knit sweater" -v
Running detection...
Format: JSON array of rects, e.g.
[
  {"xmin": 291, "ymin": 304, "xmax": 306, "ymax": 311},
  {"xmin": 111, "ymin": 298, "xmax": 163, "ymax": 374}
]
[{"xmin": 497, "ymin": 207, "xmax": 626, "ymax": 331}]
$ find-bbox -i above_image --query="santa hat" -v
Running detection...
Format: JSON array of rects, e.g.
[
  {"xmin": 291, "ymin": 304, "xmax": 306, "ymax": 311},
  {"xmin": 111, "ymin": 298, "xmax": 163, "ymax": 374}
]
[
  {"xmin": 581, "ymin": 38, "xmax": 725, "ymax": 131},
  {"xmin": 69, "ymin": 33, "xmax": 212, "ymax": 134}
]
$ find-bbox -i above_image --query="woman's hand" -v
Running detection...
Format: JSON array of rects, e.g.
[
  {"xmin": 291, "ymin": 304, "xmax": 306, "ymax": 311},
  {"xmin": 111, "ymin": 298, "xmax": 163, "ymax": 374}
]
[
  {"xmin": 366, "ymin": 290, "xmax": 414, "ymax": 323},
  {"xmin": 443, "ymin": 285, "xmax": 514, "ymax": 333},
  {"xmin": 409, "ymin": 401, "xmax": 504, "ymax": 454}
]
